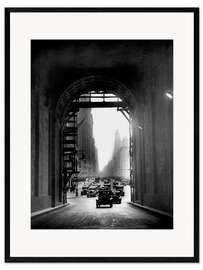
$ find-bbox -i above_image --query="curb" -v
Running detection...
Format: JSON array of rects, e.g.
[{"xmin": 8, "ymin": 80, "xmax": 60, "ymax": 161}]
[
  {"xmin": 128, "ymin": 202, "xmax": 173, "ymax": 218},
  {"xmin": 31, "ymin": 203, "xmax": 70, "ymax": 218}
]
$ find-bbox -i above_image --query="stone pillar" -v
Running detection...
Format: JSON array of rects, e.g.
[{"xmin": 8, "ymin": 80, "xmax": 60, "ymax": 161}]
[{"xmin": 49, "ymin": 110, "xmax": 56, "ymax": 207}]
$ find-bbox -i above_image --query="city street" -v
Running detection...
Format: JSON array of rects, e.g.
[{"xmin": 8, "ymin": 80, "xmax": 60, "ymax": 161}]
[{"xmin": 31, "ymin": 189, "xmax": 172, "ymax": 229}]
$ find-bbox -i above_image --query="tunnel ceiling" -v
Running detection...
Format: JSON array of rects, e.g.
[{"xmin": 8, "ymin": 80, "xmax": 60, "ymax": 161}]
[{"xmin": 31, "ymin": 40, "xmax": 173, "ymax": 108}]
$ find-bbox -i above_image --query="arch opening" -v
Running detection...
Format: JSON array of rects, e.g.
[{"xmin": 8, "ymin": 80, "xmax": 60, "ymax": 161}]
[{"xmin": 58, "ymin": 78, "xmax": 134, "ymax": 203}]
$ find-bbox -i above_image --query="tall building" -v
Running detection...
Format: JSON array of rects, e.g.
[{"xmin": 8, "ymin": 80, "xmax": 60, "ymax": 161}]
[
  {"xmin": 101, "ymin": 130, "xmax": 130, "ymax": 179},
  {"xmin": 77, "ymin": 108, "xmax": 98, "ymax": 178}
]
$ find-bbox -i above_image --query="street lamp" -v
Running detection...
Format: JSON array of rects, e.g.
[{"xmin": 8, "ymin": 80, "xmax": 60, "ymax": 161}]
[{"xmin": 165, "ymin": 91, "xmax": 173, "ymax": 99}]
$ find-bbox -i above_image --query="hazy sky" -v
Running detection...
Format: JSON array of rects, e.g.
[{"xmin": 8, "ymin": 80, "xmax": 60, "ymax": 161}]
[{"xmin": 92, "ymin": 108, "xmax": 129, "ymax": 171}]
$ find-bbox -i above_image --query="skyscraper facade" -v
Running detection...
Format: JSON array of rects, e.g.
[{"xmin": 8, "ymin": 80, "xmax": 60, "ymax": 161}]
[
  {"xmin": 77, "ymin": 108, "xmax": 98, "ymax": 178},
  {"xmin": 101, "ymin": 130, "xmax": 130, "ymax": 180}
]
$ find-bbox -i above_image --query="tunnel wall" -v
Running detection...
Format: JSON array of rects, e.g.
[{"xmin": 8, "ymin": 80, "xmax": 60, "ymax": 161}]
[
  {"xmin": 54, "ymin": 121, "xmax": 63, "ymax": 205},
  {"xmin": 31, "ymin": 90, "xmax": 63, "ymax": 212},
  {"xmin": 132, "ymin": 49, "xmax": 173, "ymax": 214}
]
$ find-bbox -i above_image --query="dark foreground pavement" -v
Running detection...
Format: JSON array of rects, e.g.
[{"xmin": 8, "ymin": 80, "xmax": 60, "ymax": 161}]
[{"xmin": 31, "ymin": 196, "xmax": 172, "ymax": 229}]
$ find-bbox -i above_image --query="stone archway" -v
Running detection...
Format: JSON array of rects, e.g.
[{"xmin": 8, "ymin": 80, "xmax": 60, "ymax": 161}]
[
  {"xmin": 55, "ymin": 75, "xmax": 136, "ymax": 123},
  {"xmin": 51, "ymin": 75, "xmax": 137, "ymax": 207}
]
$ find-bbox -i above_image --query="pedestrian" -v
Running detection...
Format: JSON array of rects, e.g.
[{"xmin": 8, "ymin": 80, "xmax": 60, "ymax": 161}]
[
  {"xmin": 63, "ymin": 186, "xmax": 67, "ymax": 204},
  {"xmin": 73, "ymin": 184, "xmax": 76, "ymax": 193}
]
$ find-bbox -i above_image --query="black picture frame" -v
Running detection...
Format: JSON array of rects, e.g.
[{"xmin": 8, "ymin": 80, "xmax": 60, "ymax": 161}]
[{"xmin": 5, "ymin": 7, "xmax": 199, "ymax": 263}]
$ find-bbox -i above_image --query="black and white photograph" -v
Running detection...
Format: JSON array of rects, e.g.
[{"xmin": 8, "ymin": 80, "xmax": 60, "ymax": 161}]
[
  {"xmin": 31, "ymin": 40, "xmax": 173, "ymax": 229},
  {"xmin": 5, "ymin": 7, "xmax": 198, "ymax": 262}
]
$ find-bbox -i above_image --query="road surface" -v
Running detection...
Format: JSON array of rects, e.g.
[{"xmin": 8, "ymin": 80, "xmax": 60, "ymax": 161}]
[{"xmin": 31, "ymin": 195, "xmax": 172, "ymax": 229}]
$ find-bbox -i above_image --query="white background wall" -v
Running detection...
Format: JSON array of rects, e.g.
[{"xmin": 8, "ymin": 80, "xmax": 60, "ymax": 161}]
[{"xmin": 0, "ymin": 0, "xmax": 202, "ymax": 269}]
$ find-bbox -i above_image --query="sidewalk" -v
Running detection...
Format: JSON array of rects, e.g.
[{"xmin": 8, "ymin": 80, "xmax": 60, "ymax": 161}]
[{"xmin": 31, "ymin": 203, "xmax": 69, "ymax": 218}]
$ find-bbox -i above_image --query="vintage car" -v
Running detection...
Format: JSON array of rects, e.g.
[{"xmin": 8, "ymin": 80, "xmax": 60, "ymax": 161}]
[
  {"xmin": 104, "ymin": 182, "xmax": 111, "ymax": 189},
  {"xmin": 113, "ymin": 181, "xmax": 119, "ymax": 188},
  {"xmin": 104, "ymin": 179, "xmax": 110, "ymax": 184},
  {"xmin": 115, "ymin": 185, "xmax": 125, "ymax": 196},
  {"xmin": 87, "ymin": 187, "xmax": 98, "ymax": 197},
  {"xmin": 111, "ymin": 192, "xmax": 122, "ymax": 204},
  {"xmin": 81, "ymin": 186, "xmax": 88, "ymax": 195},
  {"xmin": 96, "ymin": 189, "xmax": 113, "ymax": 208},
  {"xmin": 95, "ymin": 177, "xmax": 100, "ymax": 183}
]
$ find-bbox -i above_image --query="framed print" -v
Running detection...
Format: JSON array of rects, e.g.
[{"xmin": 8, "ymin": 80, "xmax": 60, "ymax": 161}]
[{"xmin": 5, "ymin": 7, "xmax": 199, "ymax": 262}]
